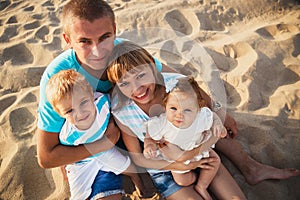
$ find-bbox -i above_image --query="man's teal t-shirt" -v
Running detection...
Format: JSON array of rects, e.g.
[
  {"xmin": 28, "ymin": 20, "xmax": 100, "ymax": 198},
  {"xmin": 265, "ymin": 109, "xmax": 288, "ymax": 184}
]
[{"xmin": 38, "ymin": 38, "xmax": 162, "ymax": 133}]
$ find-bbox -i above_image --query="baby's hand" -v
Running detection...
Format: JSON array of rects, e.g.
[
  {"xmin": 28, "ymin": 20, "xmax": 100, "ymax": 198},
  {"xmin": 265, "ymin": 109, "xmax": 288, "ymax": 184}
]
[
  {"xmin": 143, "ymin": 143, "xmax": 158, "ymax": 159},
  {"xmin": 212, "ymin": 115, "xmax": 227, "ymax": 138}
]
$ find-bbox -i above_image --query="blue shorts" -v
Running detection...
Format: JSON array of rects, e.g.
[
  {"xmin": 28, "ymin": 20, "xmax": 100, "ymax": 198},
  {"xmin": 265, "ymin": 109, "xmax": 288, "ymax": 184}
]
[
  {"xmin": 89, "ymin": 170, "xmax": 123, "ymax": 200},
  {"xmin": 149, "ymin": 171, "xmax": 183, "ymax": 198}
]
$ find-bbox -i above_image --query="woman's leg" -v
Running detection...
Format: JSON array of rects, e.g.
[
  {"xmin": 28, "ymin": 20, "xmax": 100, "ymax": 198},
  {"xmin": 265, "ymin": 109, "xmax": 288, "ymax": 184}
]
[
  {"xmin": 216, "ymin": 137, "xmax": 300, "ymax": 185},
  {"xmin": 166, "ymin": 185, "xmax": 203, "ymax": 200},
  {"xmin": 209, "ymin": 163, "xmax": 246, "ymax": 200}
]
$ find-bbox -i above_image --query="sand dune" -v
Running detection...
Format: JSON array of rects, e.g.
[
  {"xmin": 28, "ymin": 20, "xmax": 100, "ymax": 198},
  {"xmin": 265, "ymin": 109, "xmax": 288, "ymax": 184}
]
[{"xmin": 0, "ymin": 0, "xmax": 299, "ymax": 199}]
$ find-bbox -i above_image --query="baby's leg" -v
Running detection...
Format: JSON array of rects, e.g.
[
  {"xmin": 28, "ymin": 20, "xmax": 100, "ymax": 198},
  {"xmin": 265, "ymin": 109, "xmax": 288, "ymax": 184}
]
[
  {"xmin": 171, "ymin": 171, "xmax": 197, "ymax": 186},
  {"xmin": 194, "ymin": 149, "xmax": 220, "ymax": 200}
]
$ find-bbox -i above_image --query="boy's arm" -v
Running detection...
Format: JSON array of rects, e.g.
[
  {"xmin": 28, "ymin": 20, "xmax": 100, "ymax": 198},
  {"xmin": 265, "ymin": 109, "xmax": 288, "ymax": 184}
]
[
  {"xmin": 143, "ymin": 131, "xmax": 158, "ymax": 159},
  {"xmin": 37, "ymin": 118, "xmax": 120, "ymax": 168}
]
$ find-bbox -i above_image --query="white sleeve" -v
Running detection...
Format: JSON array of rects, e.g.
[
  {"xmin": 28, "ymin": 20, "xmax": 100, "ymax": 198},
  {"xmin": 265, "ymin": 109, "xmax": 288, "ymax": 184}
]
[
  {"xmin": 200, "ymin": 107, "xmax": 214, "ymax": 131},
  {"xmin": 146, "ymin": 115, "xmax": 165, "ymax": 140}
]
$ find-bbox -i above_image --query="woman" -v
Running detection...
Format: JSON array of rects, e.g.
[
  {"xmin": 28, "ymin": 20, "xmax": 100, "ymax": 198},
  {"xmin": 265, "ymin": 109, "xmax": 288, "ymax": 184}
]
[{"xmin": 107, "ymin": 41, "xmax": 246, "ymax": 200}]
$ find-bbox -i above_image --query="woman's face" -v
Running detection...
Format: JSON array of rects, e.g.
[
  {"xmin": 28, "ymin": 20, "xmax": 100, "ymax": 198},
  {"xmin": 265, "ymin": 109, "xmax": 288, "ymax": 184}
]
[{"xmin": 116, "ymin": 66, "xmax": 156, "ymax": 105}]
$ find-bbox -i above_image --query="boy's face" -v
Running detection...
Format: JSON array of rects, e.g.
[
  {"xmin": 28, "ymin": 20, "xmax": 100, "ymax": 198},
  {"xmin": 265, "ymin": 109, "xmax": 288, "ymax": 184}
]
[
  {"xmin": 63, "ymin": 16, "xmax": 116, "ymax": 77},
  {"xmin": 56, "ymin": 88, "xmax": 96, "ymax": 130},
  {"xmin": 165, "ymin": 91, "xmax": 199, "ymax": 129},
  {"xmin": 116, "ymin": 66, "xmax": 156, "ymax": 105}
]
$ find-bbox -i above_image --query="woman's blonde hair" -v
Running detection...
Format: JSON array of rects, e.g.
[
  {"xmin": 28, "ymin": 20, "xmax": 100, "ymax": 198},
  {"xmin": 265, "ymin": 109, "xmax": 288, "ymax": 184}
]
[
  {"xmin": 46, "ymin": 69, "xmax": 93, "ymax": 115},
  {"xmin": 164, "ymin": 76, "xmax": 206, "ymax": 108},
  {"xmin": 107, "ymin": 41, "xmax": 164, "ymax": 107}
]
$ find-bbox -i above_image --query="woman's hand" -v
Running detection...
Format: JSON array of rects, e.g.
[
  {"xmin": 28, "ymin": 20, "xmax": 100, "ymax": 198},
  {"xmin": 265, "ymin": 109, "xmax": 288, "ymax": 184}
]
[{"xmin": 172, "ymin": 157, "xmax": 218, "ymax": 171}]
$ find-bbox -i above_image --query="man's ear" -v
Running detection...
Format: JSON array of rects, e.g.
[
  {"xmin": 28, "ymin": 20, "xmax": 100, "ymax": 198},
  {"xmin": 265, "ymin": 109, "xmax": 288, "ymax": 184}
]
[{"xmin": 63, "ymin": 33, "xmax": 71, "ymax": 47}]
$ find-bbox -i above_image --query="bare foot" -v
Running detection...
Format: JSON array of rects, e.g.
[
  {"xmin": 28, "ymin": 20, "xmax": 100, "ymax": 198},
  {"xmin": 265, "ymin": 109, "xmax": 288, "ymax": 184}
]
[
  {"xmin": 194, "ymin": 185, "xmax": 212, "ymax": 200},
  {"xmin": 243, "ymin": 158, "xmax": 300, "ymax": 185}
]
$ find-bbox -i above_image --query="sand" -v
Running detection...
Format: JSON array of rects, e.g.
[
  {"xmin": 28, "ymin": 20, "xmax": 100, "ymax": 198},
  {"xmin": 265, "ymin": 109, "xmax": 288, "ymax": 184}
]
[{"xmin": 0, "ymin": 0, "xmax": 299, "ymax": 199}]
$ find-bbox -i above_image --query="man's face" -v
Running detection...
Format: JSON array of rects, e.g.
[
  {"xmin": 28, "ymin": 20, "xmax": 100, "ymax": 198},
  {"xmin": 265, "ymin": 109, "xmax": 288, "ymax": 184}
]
[{"xmin": 64, "ymin": 16, "xmax": 116, "ymax": 77}]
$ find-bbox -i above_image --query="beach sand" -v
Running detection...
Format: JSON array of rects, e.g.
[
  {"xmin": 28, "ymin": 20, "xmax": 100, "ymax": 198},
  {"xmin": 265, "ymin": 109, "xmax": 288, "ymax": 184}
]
[{"xmin": 0, "ymin": 0, "xmax": 299, "ymax": 199}]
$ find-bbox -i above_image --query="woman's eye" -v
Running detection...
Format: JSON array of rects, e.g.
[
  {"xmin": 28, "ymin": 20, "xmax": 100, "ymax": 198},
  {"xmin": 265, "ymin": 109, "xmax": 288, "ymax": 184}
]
[
  {"xmin": 119, "ymin": 82, "xmax": 129, "ymax": 87},
  {"xmin": 137, "ymin": 73, "xmax": 145, "ymax": 79}
]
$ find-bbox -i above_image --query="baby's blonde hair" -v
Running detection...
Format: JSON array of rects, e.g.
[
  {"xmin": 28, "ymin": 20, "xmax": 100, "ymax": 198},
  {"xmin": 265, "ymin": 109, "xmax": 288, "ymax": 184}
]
[
  {"xmin": 46, "ymin": 69, "xmax": 93, "ymax": 115},
  {"xmin": 164, "ymin": 76, "xmax": 206, "ymax": 108}
]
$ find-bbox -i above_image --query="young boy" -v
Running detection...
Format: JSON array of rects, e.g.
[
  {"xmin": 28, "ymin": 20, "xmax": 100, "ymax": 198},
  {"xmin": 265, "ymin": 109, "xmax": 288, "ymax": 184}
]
[{"xmin": 46, "ymin": 69, "xmax": 154, "ymax": 199}]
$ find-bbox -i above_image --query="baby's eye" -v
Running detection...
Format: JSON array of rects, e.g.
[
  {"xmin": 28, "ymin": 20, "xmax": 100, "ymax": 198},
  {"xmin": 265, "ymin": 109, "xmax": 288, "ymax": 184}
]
[
  {"xmin": 170, "ymin": 107, "xmax": 177, "ymax": 111},
  {"xmin": 184, "ymin": 109, "xmax": 192, "ymax": 113}
]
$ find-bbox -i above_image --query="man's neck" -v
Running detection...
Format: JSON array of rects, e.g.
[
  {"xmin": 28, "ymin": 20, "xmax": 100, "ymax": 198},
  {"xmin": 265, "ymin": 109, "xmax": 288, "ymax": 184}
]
[{"xmin": 80, "ymin": 63, "xmax": 108, "ymax": 81}]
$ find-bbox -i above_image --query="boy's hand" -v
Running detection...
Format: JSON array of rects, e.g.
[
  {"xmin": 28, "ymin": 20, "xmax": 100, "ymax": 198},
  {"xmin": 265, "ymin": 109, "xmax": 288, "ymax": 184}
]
[{"xmin": 143, "ymin": 143, "xmax": 158, "ymax": 159}]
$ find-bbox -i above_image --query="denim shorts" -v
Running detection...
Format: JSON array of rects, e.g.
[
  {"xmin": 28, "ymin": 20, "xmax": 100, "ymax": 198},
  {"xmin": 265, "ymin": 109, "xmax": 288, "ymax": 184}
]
[
  {"xmin": 89, "ymin": 170, "xmax": 123, "ymax": 200},
  {"xmin": 149, "ymin": 171, "xmax": 183, "ymax": 198}
]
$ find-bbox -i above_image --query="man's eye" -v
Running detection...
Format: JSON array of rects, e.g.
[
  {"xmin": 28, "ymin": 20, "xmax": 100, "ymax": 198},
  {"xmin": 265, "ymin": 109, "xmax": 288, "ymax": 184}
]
[
  {"xmin": 99, "ymin": 34, "xmax": 111, "ymax": 42},
  {"xmin": 79, "ymin": 39, "xmax": 91, "ymax": 44}
]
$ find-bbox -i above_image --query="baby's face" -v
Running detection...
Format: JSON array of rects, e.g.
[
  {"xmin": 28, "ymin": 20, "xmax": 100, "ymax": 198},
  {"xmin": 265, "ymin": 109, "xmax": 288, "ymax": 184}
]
[
  {"xmin": 56, "ymin": 87, "xmax": 96, "ymax": 130},
  {"xmin": 165, "ymin": 91, "xmax": 199, "ymax": 129}
]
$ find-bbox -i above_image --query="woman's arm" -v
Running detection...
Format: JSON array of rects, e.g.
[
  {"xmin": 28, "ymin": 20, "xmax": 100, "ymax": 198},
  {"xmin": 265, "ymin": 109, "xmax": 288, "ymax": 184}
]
[
  {"xmin": 158, "ymin": 135, "xmax": 219, "ymax": 163},
  {"xmin": 37, "ymin": 118, "xmax": 120, "ymax": 168},
  {"xmin": 117, "ymin": 121, "xmax": 217, "ymax": 171}
]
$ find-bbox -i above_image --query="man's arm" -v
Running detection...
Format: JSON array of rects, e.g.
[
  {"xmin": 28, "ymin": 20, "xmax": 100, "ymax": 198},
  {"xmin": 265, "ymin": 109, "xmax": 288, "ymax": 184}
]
[{"xmin": 37, "ymin": 118, "xmax": 120, "ymax": 168}]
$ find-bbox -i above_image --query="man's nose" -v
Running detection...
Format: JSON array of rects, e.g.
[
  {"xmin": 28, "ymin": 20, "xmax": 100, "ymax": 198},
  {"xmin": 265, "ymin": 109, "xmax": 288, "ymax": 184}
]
[{"xmin": 91, "ymin": 42, "xmax": 104, "ymax": 57}]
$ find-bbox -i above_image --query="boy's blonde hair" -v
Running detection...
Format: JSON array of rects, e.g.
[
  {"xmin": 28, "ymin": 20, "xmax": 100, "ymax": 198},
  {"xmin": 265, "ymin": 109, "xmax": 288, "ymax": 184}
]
[
  {"xmin": 164, "ymin": 76, "xmax": 206, "ymax": 108},
  {"xmin": 46, "ymin": 69, "xmax": 93, "ymax": 115}
]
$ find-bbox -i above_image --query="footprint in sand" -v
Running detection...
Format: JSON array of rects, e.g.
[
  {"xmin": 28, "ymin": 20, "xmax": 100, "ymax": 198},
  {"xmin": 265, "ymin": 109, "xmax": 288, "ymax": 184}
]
[
  {"xmin": 1, "ymin": 43, "xmax": 34, "ymax": 66},
  {"xmin": 256, "ymin": 23, "xmax": 299, "ymax": 41},
  {"xmin": 164, "ymin": 9, "xmax": 193, "ymax": 36},
  {"xmin": 0, "ymin": 95, "xmax": 17, "ymax": 115},
  {"xmin": 9, "ymin": 107, "xmax": 36, "ymax": 140}
]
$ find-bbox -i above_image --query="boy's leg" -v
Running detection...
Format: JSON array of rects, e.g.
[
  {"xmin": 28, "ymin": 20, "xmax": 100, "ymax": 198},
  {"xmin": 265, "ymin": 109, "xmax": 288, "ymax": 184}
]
[
  {"xmin": 122, "ymin": 163, "xmax": 157, "ymax": 198},
  {"xmin": 194, "ymin": 150, "xmax": 220, "ymax": 200}
]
